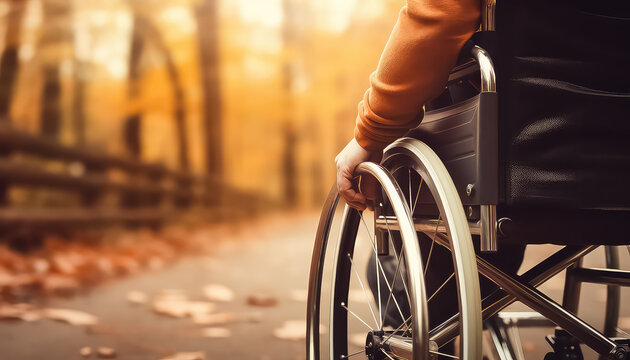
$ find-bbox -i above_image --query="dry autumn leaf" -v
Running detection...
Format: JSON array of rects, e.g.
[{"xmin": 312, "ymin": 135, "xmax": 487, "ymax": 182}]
[
  {"xmin": 41, "ymin": 275, "xmax": 80, "ymax": 295},
  {"xmin": 161, "ymin": 352, "xmax": 206, "ymax": 360},
  {"xmin": 41, "ymin": 308, "xmax": 98, "ymax": 326},
  {"xmin": 246, "ymin": 294, "xmax": 277, "ymax": 307},
  {"xmin": 153, "ymin": 299, "xmax": 216, "ymax": 318},
  {"xmin": 126, "ymin": 291, "xmax": 148, "ymax": 305},
  {"xmin": 79, "ymin": 346, "xmax": 93, "ymax": 358},
  {"xmin": 97, "ymin": 346, "xmax": 117, "ymax": 358},
  {"xmin": 0, "ymin": 303, "xmax": 40, "ymax": 322},
  {"xmin": 202, "ymin": 284, "xmax": 235, "ymax": 302}
]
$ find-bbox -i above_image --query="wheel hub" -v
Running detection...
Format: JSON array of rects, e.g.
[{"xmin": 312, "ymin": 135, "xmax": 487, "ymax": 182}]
[{"xmin": 365, "ymin": 330, "xmax": 386, "ymax": 360}]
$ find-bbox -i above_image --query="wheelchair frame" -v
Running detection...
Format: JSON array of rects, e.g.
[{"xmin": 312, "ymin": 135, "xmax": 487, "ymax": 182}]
[{"xmin": 307, "ymin": 1, "xmax": 630, "ymax": 359}]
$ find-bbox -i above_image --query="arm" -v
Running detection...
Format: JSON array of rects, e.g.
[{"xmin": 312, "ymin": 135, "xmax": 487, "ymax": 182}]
[{"xmin": 337, "ymin": 0, "xmax": 481, "ymax": 209}]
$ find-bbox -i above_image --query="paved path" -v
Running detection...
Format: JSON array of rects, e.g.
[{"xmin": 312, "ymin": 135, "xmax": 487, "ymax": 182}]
[
  {"xmin": 0, "ymin": 213, "xmax": 318, "ymax": 360},
  {"xmin": 0, "ymin": 211, "xmax": 628, "ymax": 360}
]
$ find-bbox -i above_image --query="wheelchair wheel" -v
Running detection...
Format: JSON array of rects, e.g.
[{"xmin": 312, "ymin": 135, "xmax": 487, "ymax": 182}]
[
  {"xmin": 306, "ymin": 141, "xmax": 482, "ymax": 359},
  {"xmin": 307, "ymin": 162, "xmax": 429, "ymax": 360},
  {"xmin": 380, "ymin": 138, "xmax": 483, "ymax": 360}
]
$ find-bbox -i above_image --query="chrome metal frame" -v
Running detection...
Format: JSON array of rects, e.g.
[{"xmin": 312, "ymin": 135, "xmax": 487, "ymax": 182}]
[
  {"xmin": 472, "ymin": 46, "xmax": 496, "ymax": 93},
  {"xmin": 482, "ymin": 0, "xmax": 496, "ymax": 31},
  {"xmin": 424, "ymin": 241, "xmax": 630, "ymax": 358},
  {"xmin": 471, "ymin": 45, "xmax": 497, "ymax": 252}
]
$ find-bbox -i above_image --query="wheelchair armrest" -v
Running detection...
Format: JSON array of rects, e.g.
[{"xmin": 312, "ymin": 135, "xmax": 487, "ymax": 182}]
[{"xmin": 416, "ymin": 44, "xmax": 499, "ymax": 251}]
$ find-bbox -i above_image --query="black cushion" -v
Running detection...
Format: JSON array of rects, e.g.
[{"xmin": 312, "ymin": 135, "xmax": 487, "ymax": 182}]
[{"xmin": 496, "ymin": 0, "xmax": 630, "ymax": 210}]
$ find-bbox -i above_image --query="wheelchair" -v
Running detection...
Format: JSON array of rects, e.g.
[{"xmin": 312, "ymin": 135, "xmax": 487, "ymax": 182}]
[{"xmin": 306, "ymin": 1, "xmax": 630, "ymax": 359}]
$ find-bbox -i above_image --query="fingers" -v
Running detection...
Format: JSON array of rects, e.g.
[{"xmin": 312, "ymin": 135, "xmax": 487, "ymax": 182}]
[
  {"xmin": 337, "ymin": 170, "xmax": 367, "ymax": 211},
  {"xmin": 335, "ymin": 138, "xmax": 382, "ymax": 211},
  {"xmin": 360, "ymin": 174, "xmax": 379, "ymax": 202}
]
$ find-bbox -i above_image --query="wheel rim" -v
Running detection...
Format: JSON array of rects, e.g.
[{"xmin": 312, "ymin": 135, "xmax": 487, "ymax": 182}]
[
  {"xmin": 380, "ymin": 138, "xmax": 483, "ymax": 360},
  {"xmin": 309, "ymin": 162, "xmax": 428, "ymax": 360}
]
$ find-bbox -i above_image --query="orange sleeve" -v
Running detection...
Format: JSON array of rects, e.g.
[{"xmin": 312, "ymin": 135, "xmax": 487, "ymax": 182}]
[{"xmin": 354, "ymin": 0, "xmax": 481, "ymax": 151}]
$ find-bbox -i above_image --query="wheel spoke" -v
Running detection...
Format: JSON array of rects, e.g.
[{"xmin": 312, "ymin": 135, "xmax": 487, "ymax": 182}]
[
  {"xmin": 380, "ymin": 348, "xmax": 396, "ymax": 360},
  {"xmin": 341, "ymin": 349, "xmax": 364, "ymax": 359},
  {"xmin": 383, "ymin": 314, "xmax": 413, "ymax": 343},
  {"xmin": 361, "ymin": 213, "xmax": 407, "ymax": 330},
  {"xmin": 412, "ymin": 177, "xmax": 423, "ymax": 214},
  {"xmin": 381, "ymin": 247, "xmax": 405, "ymax": 329},
  {"xmin": 341, "ymin": 301, "xmax": 374, "ymax": 331},
  {"xmin": 360, "ymin": 212, "xmax": 384, "ymax": 328},
  {"xmin": 408, "ymin": 169, "xmax": 413, "ymax": 210},
  {"xmin": 380, "ymin": 207, "xmax": 412, "ymax": 327},
  {"xmin": 427, "ymin": 272, "xmax": 455, "ymax": 303},
  {"xmin": 430, "ymin": 350, "xmax": 459, "ymax": 359},
  {"xmin": 424, "ymin": 215, "xmax": 441, "ymax": 275},
  {"xmin": 347, "ymin": 253, "xmax": 380, "ymax": 329}
]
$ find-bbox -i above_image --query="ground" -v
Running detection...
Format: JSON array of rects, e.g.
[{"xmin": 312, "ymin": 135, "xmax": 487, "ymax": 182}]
[{"xmin": 0, "ymin": 212, "xmax": 628, "ymax": 360}]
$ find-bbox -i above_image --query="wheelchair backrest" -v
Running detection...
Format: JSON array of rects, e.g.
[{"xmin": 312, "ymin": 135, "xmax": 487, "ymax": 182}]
[
  {"xmin": 420, "ymin": 0, "xmax": 630, "ymax": 211},
  {"xmin": 496, "ymin": 0, "xmax": 630, "ymax": 210}
]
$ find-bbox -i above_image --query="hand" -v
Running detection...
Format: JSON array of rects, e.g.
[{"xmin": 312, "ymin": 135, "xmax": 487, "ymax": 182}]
[{"xmin": 335, "ymin": 138, "xmax": 382, "ymax": 211}]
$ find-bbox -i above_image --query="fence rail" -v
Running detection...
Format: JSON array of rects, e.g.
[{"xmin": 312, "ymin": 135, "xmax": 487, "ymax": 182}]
[{"xmin": 0, "ymin": 122, "xmax": 256, "ymax": 232}]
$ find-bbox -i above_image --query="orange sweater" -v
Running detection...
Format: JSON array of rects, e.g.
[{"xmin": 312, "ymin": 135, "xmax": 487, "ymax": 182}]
[{"xmin": 354, "ymin": 0, "xmax": 481, "ymax": 151}]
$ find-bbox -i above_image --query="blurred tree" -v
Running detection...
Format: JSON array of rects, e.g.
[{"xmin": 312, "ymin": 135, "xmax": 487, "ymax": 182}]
[
  {"xmin": 128, "ymin": 15, "xmax": 189, "ymax": 171},
  {"xmin": 0, "ymin": 0, "xmax": 25, "ymax": 120},
  {"xmin": 39, "ymin": 0, "xmax": 74, "ymax": 139},
  {"xmin": 0, "ymin": 0, "xmax": 27, "ymax": 206},
  {"xmin": 195, "ymin": 0, "xmax": 223, "ymax": 183}
]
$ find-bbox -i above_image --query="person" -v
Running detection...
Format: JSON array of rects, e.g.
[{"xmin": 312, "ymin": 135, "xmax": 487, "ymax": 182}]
[
  {"xmin": 335, "ymin": 0, "xmax": 480, "ymax": 209},
  {"xmin": 335, "ymin": 0, "xmax": 527, "ymax": 343}
]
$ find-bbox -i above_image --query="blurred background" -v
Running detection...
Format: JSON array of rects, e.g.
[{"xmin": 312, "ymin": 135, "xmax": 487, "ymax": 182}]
[
  {"xmin": 0, "ymin": 0, "xmax": 404, "ymax": 359},
  {"xmin": 0, "ymin": 0, "xmax": 402, "ymax": 213}
]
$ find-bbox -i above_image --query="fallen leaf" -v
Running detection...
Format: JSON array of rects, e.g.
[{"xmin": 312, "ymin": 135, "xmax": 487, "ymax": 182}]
[
  {"xmin": 31, "ymin": 258, "xmax": 50, "ymax": 274},
  {"xmin": 127, "ymin": 291, "xmax": 148, "ymax": 305},
  {"xmin": 203, "ymin": 284, "xmax": 234, "ymax": 302},
  {"xmin": 200, "ymin": 327, "xmax": 231, "ymax": 338},
  {"xmin": 246, "ymin": 294, "xmax": 277, "ymax": 307},
  {"xmin": 79, "ymin": 346, "xmax": 92, "ymax": 358},
  {"xmin": 0, "ymin": 303, "xmax": 40, "ymax": 322},
  {"xmin": 192, "ymin": 312, "xmax": 263, "ymax": 325},
  {"xmin": 153, "ymin": 300, "xmax": 215, "ymax": 318},
  {"xmin": 41, "ymin": 308, "xmax": 98, "ymax": 326},
  {"xmin": 161, "ymin": 352, "xmax": 206, "ymax": 360},
  {"xmin": 97, "ymin": 346, "xmax": 117, "ymax": 358},
  {"xmin": 41, "ymin": 275, "xmax": 80, "ymax": 295}
]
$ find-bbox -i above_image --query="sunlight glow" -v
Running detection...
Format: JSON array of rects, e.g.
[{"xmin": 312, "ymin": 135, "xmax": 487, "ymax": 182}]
[{"xmin": 230, "ymin": 0, "xmax": 284, "ymax": 28}]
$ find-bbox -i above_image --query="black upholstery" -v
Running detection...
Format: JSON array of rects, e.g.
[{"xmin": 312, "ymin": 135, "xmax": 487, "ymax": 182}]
[{"xmin": 496, "ymin": 0, "xmax": 630, "ymax": 209}]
